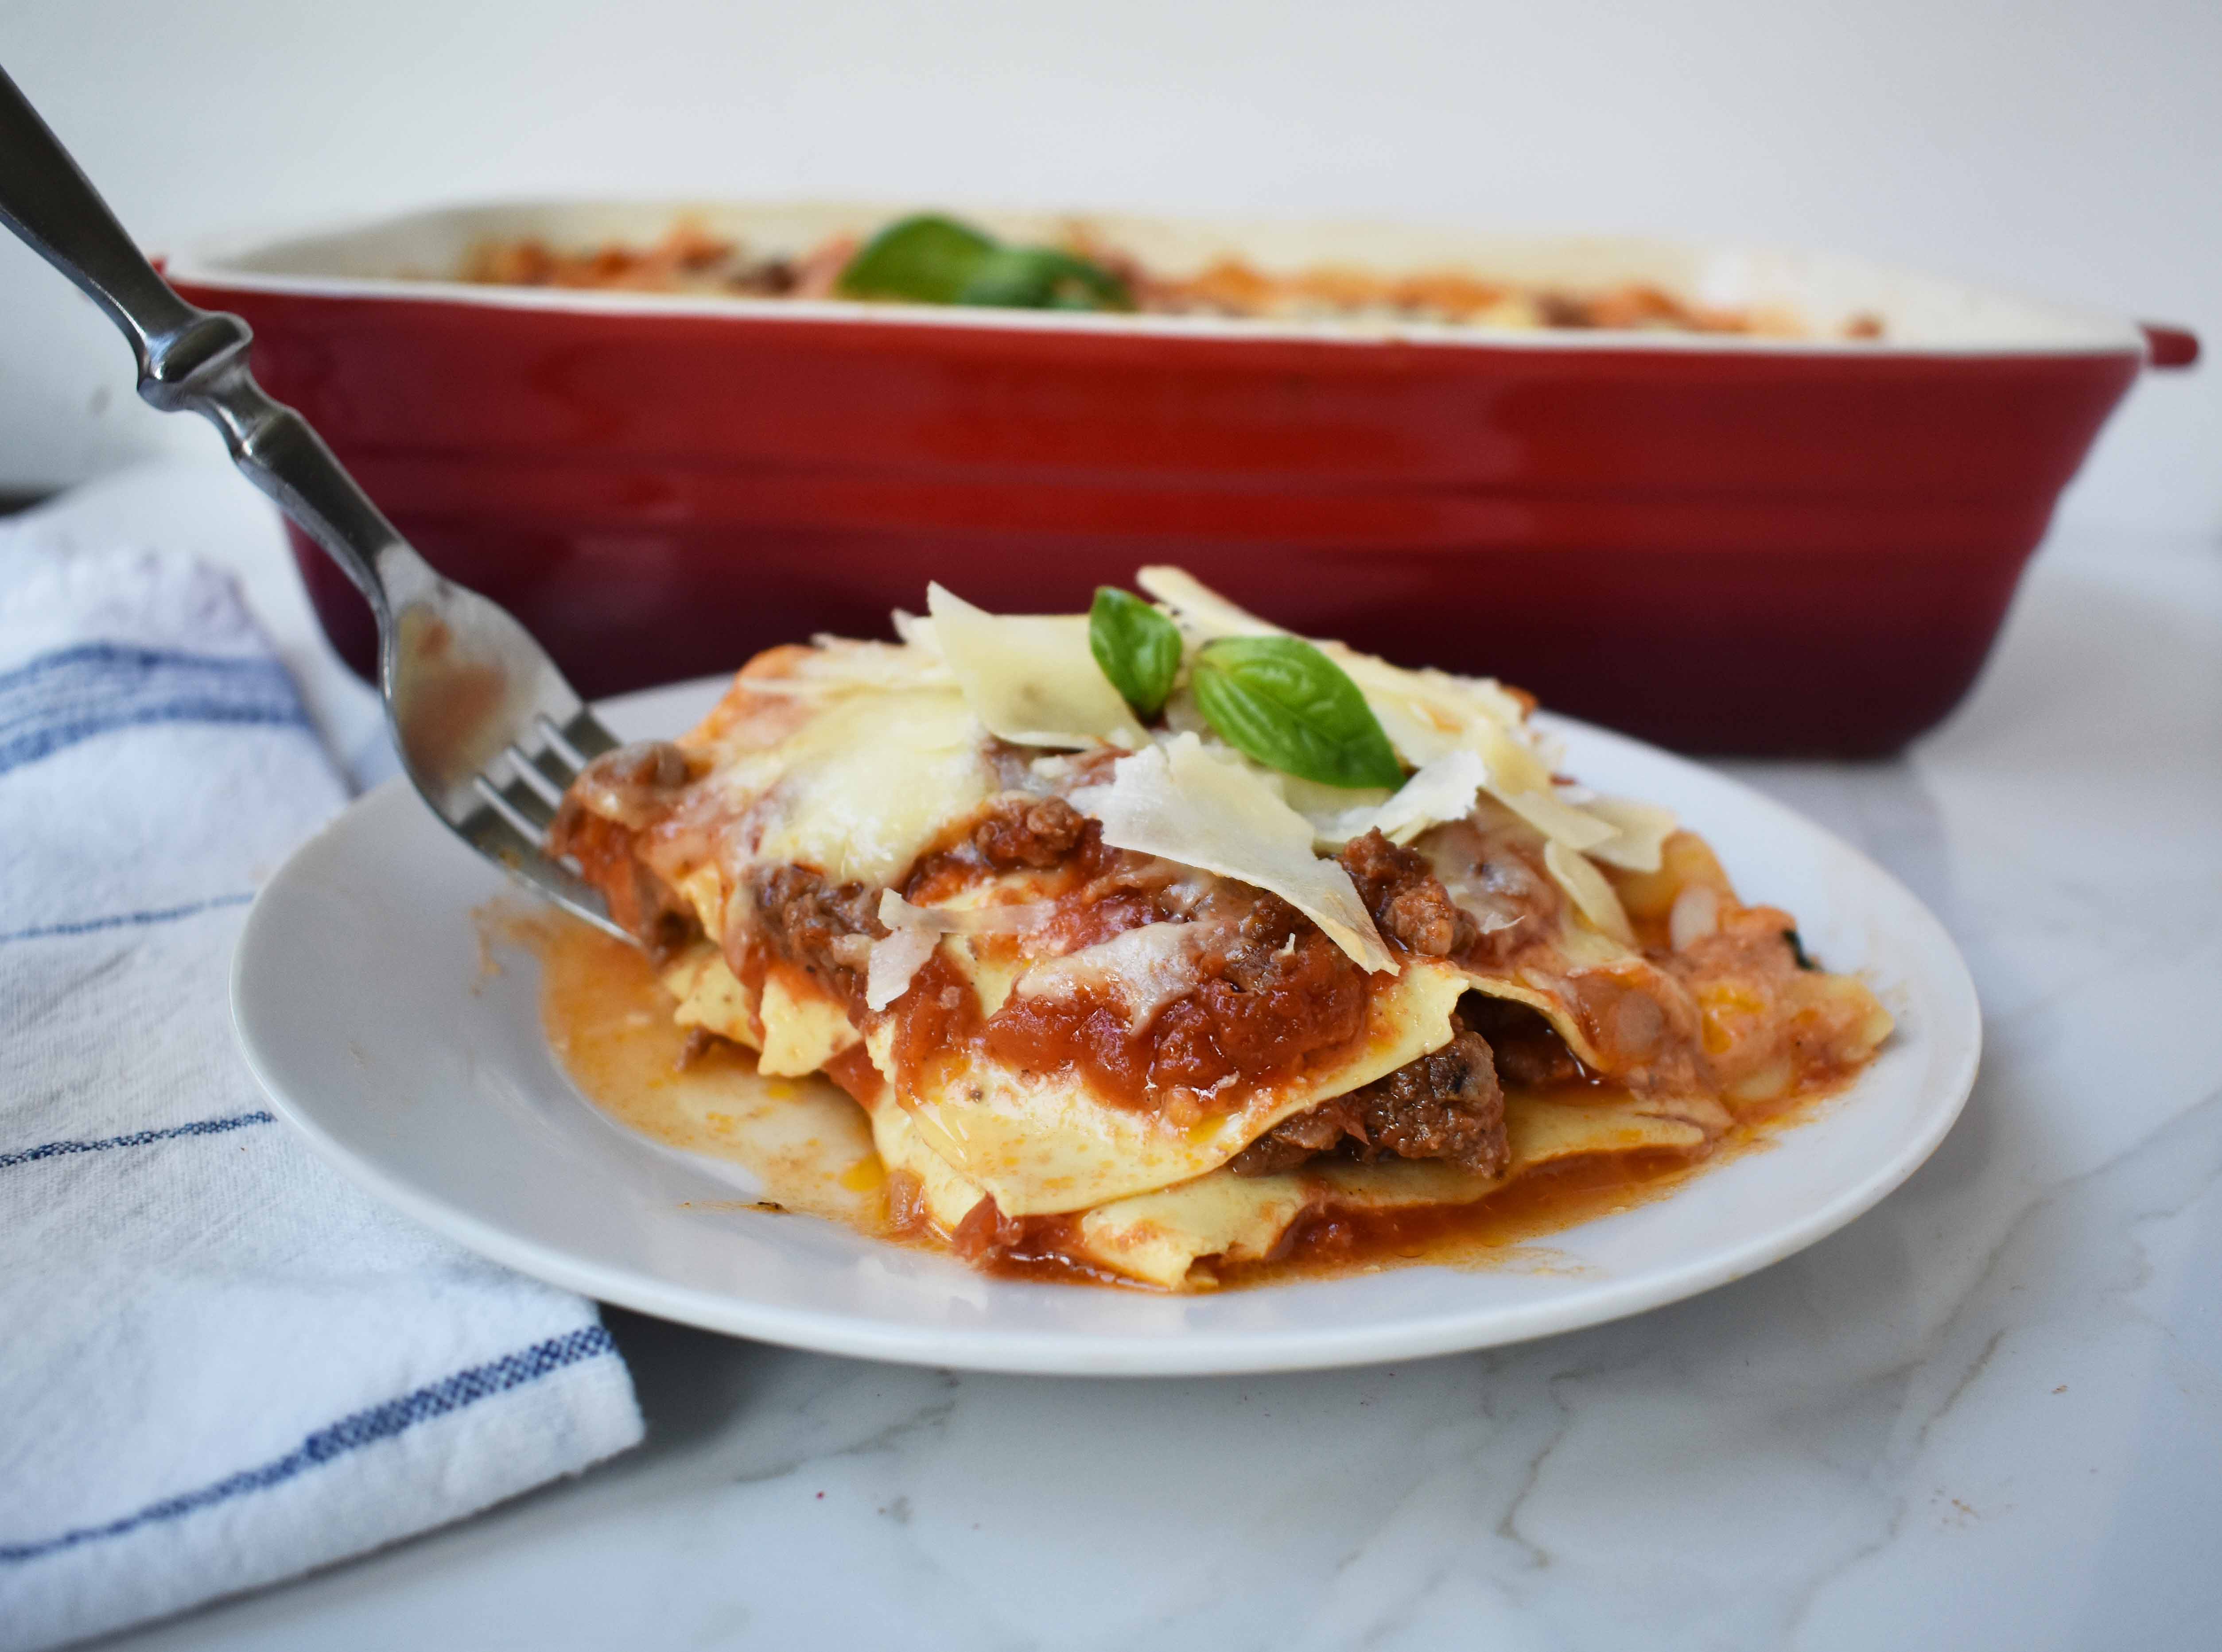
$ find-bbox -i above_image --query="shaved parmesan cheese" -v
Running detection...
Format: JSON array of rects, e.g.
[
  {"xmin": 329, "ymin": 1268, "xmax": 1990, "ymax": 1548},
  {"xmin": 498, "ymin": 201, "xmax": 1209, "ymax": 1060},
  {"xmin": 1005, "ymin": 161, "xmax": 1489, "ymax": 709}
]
[
  {"xmin": 889, "ymin": 609, "xmax": 938, "ymax": 651},
  {"xmin": 926, "ymin": 583, "xmax": 1144, "ymax": 749},
  {"xmin": 1325, "ymin": 646, "xmax": 1539, "ymax": 770},
  {"xmin": 1315, "ymin": 748, "xmax": 1487, "ymax": 848},
  {"xmin": 868, "ymin": 888, "xmax": 1060, "ymax": 1011},
  {"xmin": 1582, "ymin": 795, "xmax": 1678, "ymax": 873},
  {"xmin": 864, "ymin": 926, "xmax": 941, "ymax": 1012},
  {"xmin": 878, "ymin": 889, "xmax": 1053, "ymax": 936},
  {"xmin": 1472, "ymin": 719, "xmax": 1555, "ymax": 797},
  {"xmin": 1076, "ymin": 734, "xmax": 1397, "ymax": 974},
  {"xmin": 1134, "ymin": 566, "xmax": 1286, "ymax": 639},
  {"xmin": 1139, "ymin": 570, "xmax": 1554, "ymax": 826},
  {"xmin": 1493, "ymin": 782, "xmax": 1616, "ymax": 854},
  {"xmin": 1012, "ymin": 920, "xmax": 1217, "ymax": 1031},
  {"xmin": 1543, "ymin": 840, "xmax": 1636, "ymax": 946}
]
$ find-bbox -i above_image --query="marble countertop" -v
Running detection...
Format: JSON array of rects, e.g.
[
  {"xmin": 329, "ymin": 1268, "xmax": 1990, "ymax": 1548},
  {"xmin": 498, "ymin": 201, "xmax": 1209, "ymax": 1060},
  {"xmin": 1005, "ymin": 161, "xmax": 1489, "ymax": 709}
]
[{"xmin": 37, "ymin": 464, "xmax": 2220, "ymax": 1651}]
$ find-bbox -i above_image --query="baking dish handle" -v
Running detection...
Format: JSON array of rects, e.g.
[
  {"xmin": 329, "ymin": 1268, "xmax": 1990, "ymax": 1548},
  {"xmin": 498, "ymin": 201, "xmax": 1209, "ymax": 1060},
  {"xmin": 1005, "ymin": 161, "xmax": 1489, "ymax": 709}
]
[{"xmin": 2140, "ymin": 324, "xmax": 2200, "ymax": 370}]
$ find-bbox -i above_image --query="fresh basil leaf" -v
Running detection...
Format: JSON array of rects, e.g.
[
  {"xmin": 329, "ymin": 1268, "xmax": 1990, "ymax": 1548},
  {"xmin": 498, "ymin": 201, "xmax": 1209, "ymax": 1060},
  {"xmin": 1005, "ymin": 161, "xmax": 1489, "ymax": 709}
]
[
  {"xmin": 959, "ymin": 246, "xmax": 1132, "ymax": 312},
  {"xmin": 1089, "ymin": 587, "xmax": 1183, "ymax": 719},
  {"xmin": 1191, "ymin": 636, "xmax": 1406, "ymax": 790},
  {"xmin": 836, "ymin": 213, "xmax": 998, "ymax": 304},
  {"xmin": 836, "ymin": 213, "xmax": 1132, "ymax": 312}
]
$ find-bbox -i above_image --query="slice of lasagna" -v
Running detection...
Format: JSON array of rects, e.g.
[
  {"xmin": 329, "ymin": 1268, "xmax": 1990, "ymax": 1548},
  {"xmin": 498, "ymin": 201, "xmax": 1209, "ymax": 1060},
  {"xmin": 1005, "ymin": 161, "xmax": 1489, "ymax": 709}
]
[{"xmin": 550, "ymin": 569, "xmax": 1891, "ymax": 1289}]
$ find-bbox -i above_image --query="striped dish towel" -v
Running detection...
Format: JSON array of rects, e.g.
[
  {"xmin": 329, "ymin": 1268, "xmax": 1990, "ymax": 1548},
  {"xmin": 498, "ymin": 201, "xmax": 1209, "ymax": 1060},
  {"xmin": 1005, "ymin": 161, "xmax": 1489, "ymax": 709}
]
[{"xmin": 0, "ymin": 541, "xmax": 642, "ymax": 1650}]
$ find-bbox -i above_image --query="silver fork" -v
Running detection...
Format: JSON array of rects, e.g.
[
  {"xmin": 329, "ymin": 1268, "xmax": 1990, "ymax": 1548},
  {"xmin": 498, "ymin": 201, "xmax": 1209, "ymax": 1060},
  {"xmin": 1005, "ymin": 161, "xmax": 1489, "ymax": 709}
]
[{"xmin": 0, "ymin": 67, "xmax": 630, "ymax": 941}]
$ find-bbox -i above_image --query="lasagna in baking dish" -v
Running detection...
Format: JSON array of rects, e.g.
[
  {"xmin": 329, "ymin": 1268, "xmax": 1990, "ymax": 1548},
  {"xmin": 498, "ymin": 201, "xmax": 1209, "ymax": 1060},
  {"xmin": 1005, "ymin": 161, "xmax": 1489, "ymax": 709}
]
[
  {"xmin": 463, "ymin": 213, "xmax": 1882, "ymax": 338},
  {"xmin": 550, "ymin": 570, "xmax": 1891, "ymax": 1289}
]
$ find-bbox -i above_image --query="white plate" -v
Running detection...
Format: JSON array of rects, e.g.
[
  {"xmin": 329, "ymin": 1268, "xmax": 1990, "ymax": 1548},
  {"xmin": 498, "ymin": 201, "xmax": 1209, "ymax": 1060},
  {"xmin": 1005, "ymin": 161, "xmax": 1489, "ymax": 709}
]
[{"xmin": 232, "ymin": 680, "xmax": 1979, "ymax": 1377}]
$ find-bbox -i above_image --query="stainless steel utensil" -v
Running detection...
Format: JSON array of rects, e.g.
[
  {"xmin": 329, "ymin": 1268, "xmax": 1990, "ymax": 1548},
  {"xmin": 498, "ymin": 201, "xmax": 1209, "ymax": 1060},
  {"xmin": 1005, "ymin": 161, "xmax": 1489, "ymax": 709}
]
[{"xmin": 0, "ymin": 66, "xmax": 630, "ymax": 940}]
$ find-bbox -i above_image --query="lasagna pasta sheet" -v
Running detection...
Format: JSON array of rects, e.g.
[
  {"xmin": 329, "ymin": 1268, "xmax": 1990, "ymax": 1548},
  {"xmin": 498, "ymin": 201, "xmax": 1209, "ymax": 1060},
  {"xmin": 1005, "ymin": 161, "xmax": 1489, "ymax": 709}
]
[
  {"xmin": 668, "ymin": 942, "xmax": 1472, "ymax": 1218},
  {"xmin": 871, "ymin": 1076, "xmax": 1705, "ymax": 1289},
  {"xmin": 865, "ymin": 958, "xmax": 1468, "ymax": 1216}
]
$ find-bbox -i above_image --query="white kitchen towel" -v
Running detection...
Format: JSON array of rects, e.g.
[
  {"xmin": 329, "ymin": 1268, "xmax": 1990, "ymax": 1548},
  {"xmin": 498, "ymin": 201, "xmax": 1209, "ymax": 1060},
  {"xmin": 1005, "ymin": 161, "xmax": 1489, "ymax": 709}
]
[{"xmin": 0, "ymin": 543, "xmax": 643, "ymax": 1651}]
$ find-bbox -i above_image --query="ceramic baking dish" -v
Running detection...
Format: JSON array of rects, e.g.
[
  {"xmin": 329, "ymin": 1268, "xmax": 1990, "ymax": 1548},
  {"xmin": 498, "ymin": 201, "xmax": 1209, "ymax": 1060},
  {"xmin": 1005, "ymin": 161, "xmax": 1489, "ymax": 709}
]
[{"xmin": 167, "ymin": 201, "xmax": 2195, "ymax": 754}]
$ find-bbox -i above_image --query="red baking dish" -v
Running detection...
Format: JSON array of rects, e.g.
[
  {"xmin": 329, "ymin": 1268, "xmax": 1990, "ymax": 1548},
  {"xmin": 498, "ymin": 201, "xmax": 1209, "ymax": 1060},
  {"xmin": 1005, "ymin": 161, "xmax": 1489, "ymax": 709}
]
[{"xmin": 166, "ymin": 202, "xmax": 2191, "ymax": 755}]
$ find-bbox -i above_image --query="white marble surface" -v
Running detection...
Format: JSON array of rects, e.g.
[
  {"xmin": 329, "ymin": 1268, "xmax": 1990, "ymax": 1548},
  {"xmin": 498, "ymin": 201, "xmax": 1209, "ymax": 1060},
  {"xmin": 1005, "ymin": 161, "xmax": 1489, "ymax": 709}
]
[{"xmin": 19, "ymin": 463, "xmax": 2219, "ymax": 1651}]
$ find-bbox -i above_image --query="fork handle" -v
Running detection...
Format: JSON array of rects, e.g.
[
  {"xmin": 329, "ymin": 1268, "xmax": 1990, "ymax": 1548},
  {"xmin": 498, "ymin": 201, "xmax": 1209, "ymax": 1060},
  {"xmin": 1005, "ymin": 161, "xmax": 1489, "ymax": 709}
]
[{"xmin": 0, "ymin": 66, "xmax": 423, "ymax": 634}]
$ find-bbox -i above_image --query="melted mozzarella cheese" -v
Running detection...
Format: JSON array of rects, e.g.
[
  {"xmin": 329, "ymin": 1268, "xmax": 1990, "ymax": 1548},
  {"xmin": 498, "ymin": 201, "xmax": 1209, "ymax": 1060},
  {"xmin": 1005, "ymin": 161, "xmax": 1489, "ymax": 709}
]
[
  {"xmin": 1009, "ymin": 920, "xmax": 1221, "ymax": 1031},
  {"xmin": 702, "ymin": 688, "xmax": 994, "ymax": 888}
]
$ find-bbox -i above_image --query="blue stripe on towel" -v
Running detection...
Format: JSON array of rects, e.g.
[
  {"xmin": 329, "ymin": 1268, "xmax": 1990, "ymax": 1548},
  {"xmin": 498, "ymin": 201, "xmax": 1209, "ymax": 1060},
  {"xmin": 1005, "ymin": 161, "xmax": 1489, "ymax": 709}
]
[
  {"xmin": 0, "ymin": 892, "xmax": 256, "ymax": 947},
  {"xmin": 0, "ymin": 1111, "xmax": 276, "ymax": 1171},
  {"xmin": 0, "ymin": 1325, "xmax": 621, "ymax": 1564},
  {"xmin": 0, "ymin": 642, "xmax": 309, "ymax": 776}
]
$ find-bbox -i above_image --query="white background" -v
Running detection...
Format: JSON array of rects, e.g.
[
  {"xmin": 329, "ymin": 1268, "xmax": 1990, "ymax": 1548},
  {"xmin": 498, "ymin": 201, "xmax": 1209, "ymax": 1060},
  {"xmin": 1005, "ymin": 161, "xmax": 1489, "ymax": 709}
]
[{"xmin": 0, "ymin": 0, "xmax": 2215, "ymax": 534}]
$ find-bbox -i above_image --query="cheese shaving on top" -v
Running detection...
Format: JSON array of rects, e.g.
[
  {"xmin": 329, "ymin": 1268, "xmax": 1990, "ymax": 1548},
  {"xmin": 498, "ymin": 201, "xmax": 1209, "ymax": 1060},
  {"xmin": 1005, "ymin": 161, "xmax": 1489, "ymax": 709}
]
[
  {"xmin": 1493, "ymin": 780, "xmax": 1617, "ymax": 854},
  {"xmin": 926, "ymin": 582, "xmax": 1144, "ymax": 749},
  {"xmin": 1315, "ymin": 748, "xmax": 1488, "ymax": 848},
  {"xmin": 878, "ymin": 889, "xmax": 1055, "ymax": 934},
  {"xmin": 1075, "ymin": 734, "xmax": 1398, "ymax": 974},
  {"xmin": 1308, "ymin": 737, "xmax": 1625, "ymax": 870},
  {"xmin": 1135, "ymin": 566, "xmax": 1286, "ymax": 640},
  {"xmin": 1326, "ymin": 649, "xmax": 1532, "ymax": 770},
  {"xmin": 866, "ymin": 890, "xmax": 1058, "ymax": 1011},
  {"xmin": 864, "ymin": 926, "xmax": 940, "ymax": 1012},
  {"xmin": 1543, "ymin": 840, "xmax": 1636, "ymax": 946},
  {"xmin": 1582, "ymin": 795, "xmax": 1678, "ymax": 873}
]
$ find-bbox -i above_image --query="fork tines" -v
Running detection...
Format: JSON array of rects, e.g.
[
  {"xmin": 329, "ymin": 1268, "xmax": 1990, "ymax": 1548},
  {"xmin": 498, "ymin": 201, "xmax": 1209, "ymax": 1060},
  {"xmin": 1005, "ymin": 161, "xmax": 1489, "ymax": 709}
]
[{"xmin": 456, "ymin": 710, "xmax": 626, "ymax": 936}]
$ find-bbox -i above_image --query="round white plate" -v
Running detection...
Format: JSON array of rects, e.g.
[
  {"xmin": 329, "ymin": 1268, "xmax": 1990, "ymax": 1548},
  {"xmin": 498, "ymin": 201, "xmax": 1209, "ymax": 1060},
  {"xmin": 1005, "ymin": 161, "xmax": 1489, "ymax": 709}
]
[{"xmin": 233, "ymin": 680, "xmax": 1979, "ymax": 1377}]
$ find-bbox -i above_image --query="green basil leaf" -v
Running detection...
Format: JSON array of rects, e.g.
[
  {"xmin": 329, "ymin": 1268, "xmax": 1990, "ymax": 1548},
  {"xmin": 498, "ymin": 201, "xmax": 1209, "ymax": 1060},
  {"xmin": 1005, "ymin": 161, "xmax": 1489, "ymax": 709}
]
[
  {"xmin": 836, "ymin": 213, "xmax": 1132, "ymax": 312},
  {"xmin": 1088, "ymin": 587, "xmax": 1183, "ymax": 718},
  {"xmin": 1191, "ymin": 636, "xmax": 1406, "ymax": 789},
  {"xmin": 836, "ymin": 213, "xmax": 998, "ymax": 303},
  {"xmin": 959, "ymin": 246, "xmax": 1132, "ymax": 312}
]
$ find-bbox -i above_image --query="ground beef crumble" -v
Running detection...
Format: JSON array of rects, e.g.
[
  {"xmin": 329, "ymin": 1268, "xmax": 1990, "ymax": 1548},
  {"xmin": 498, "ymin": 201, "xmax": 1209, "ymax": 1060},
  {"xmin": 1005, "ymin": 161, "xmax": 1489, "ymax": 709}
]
[
  {"xmin": 746, "ymin": 864, "xmax": 883, "ymax": 1014},
  {"xmin": 546, "ymin": 742, "xmax": 700, "ymax": 961},
  {"xmin": 1228, "ymin": 1022, "xmax": 1507, "ymax": 1178},
  {"xmin": 1339, "ymin": 829, "xmax": 1480, "ymax": 958},
  {"xmin": 982, "ymin": 891, "xmax": 1369, "ymax": 1108},
  {"xmin": 971, "ymin": 795, "xmax": 1091, "ymax": 870}
]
